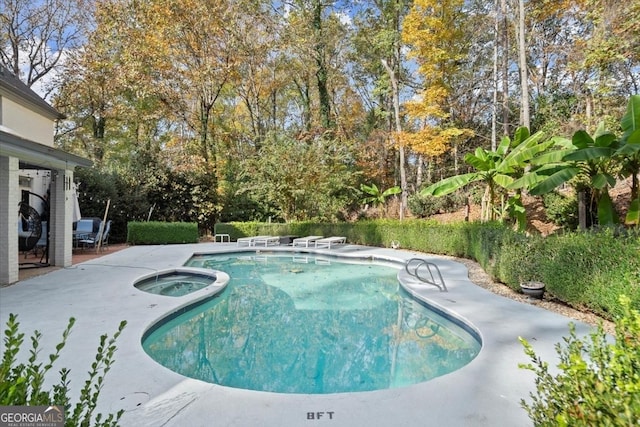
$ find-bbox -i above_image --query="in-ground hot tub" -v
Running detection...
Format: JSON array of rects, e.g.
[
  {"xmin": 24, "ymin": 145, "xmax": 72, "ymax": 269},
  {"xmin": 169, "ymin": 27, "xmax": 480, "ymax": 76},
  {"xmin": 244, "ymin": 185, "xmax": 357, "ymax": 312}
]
[{"xmin": 134, "ymin": 268, "xmax": 228, "ymax": 297}]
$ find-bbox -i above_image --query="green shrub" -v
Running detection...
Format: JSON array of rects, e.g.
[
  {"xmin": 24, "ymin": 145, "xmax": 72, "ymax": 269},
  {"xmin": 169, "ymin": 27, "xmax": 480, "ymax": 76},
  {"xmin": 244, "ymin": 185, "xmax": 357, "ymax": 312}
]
[
  {"xmin": 519, "ymin": 296, "xmax": 640, "ymax": 426},
  {"xmin": 408, "ymin": 191, "xmax": 468, "ymax": 218},
  {"xmin": 0, "ymin": 314, "xmax": 127, "ymax": 426},
  {"xmin": 127, "ymin": 221, "xmax": 198, "ymax": 244},
  {"xmin": 543, "ymin": 191, "xmax": 578, "ymax": 230}
]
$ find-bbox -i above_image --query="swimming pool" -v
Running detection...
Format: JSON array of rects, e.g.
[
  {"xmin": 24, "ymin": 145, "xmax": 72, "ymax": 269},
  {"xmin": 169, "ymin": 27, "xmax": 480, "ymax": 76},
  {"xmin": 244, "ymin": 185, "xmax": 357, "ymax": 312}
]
[{"xmin": 142, "ymin": 252, "xmax": 481, "ymax": 394}]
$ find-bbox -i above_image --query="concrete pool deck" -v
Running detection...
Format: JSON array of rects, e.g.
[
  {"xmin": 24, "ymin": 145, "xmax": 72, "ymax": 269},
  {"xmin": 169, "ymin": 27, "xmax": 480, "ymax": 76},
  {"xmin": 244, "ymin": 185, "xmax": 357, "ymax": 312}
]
[{"xmin": 0, "ymin": 243, "xmax": 593, "ymax": 426}]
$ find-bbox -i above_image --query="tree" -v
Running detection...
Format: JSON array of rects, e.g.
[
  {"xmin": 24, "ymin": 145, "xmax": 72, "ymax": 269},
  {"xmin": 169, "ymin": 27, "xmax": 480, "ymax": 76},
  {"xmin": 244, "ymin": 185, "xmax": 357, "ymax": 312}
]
[
  {"xmin": 245, "ymin": 133, "xmax": 359, "ymax": 221},
  {"xmin": 0, "ymin": 0, "xmax": 91, "ymax": 97},
  {"xmin": 401, "ymin": 0, "xmax": 475, "ymax": 188},
  {"xmin": 54, "ymin": 0, "xmax": 170, "ymax": 167},
  {"xmin": 352, "ymin": 0, "xmax": 413, "ymax": 219},
  {"xmin": 279, "ymin": 0, "xmax": 348, "ymax": 131}
]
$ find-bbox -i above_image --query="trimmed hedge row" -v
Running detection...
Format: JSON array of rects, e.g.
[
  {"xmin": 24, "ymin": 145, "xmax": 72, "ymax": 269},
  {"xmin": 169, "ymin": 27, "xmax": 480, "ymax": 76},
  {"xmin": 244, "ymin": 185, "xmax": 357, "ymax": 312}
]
[
  {"xmin": 127, "ymin": 221, "xmax": 199, "ymax": 245},
  {"xmin": 215, "ymin": 220, "xmax": 640, "ymax": 319}
]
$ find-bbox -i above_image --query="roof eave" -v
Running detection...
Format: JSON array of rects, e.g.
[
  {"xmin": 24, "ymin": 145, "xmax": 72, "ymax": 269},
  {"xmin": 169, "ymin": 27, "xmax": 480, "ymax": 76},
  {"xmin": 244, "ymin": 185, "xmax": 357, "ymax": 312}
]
[{"xmin": 0, "ymin": 129, "xmax": 92, "ymax": 170}]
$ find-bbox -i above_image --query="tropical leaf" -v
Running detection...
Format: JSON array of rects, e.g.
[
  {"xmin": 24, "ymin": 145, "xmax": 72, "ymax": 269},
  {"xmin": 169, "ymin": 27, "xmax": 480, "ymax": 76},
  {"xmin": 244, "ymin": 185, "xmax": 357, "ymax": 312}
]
[
  {"xmin": 360, "ymin": 183, "xmax": 400, "ymax": 206},
  {"xmin": 465, "ymin": 151, "xmax": 493, "ymax": 171},
  {"xmin": 501, "ymin": 138, "xmax": 555, "ymax": 170},
  {"xmin": 507, "ymin": 195, "xmax": 527, "ymax": 232},
  {"xmin": 591, "ymin": 173, "xmax": 616, "ymax": 190},
  {"xmin": 572, "ymin": 130, "xmax": 594, "ymax": 149},
  {"xmin": 625, "ymin": 198, "xmax": 640, "ymax": 226},
  {"xmin": 597, "ymin": 192, "xmax": 618, "ymax": 225},
  {"xmin": 616, "ymin": 129, "xmax": 640, "ymax": 155},
  {"xmin": 594, "ymin": 132, "xmax": 618, "ymax": 148},
  {"xmin": 382, "ymin": 186, "xmax": 402, "ymax": 197},
  {"xmin": 592, "ymin": 122, "xmax": 617, "ymax": 146},
  {"xmin": 529, "ymin": 167, "xmax": 580, "ymax": 195},
  {"xmin": 529, "ymin": 149, "xmax": 574, "ymax": 166},
  {"xmin": 563, "ymin": 147, "xmax": 615, "ymax": 162},
  {"xmin": 512, "ymin": 126, "xmax": 530, "ymax": 146},
  {"xmin": 621, "ymin": 95, "xmax": 640, "ymax": 141},
  {"xmin": 508, "ymin": 172, "xmax": 547, "ymax": 190},
  {"xmin": 493, "ymin": 174, "xmax": 515, "ymax": 188},
  {"xmin": 496, "ymin": 134, "xmax": 511, "ymax": 156},
  {"xmin": 421, "ymin": 173, "xmax": 479, "ymax": 196},
  {"xmin": 360, "ymin": 183, "xmax": 379, "ymax": 195}
]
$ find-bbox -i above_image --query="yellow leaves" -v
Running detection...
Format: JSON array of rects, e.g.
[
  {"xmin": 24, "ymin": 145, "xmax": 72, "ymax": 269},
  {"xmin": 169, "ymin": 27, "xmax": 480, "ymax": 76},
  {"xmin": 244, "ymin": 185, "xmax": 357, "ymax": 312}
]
[
  {"xmin": 405, "ymin": 85, "xmax": 449, "ymax": 119},
  {"xmin": 401, "ymin": 0, "xmax": 469, "ymax": 158},
  {"xmin": 396, "ymin": 126, "xmax": 473, "ymax": 158}
]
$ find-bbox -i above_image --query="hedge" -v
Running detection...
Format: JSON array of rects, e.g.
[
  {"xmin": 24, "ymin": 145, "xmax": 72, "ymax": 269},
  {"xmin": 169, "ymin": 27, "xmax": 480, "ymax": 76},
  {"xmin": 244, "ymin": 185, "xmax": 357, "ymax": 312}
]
[
  {"xmin": 127, "ymin": 221, "xmax": 198, "ymax": 245},
  {"xmin": 215, "ymin": 221, "xmax": 640, "ymax": 319}
]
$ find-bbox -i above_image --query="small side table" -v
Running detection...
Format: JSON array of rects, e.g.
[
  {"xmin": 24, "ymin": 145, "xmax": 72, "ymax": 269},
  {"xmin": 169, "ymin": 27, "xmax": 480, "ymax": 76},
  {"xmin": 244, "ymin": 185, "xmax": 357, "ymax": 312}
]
[{"xmin": 214, "ymin": 233, "xmax": 230, "ymax": 243}]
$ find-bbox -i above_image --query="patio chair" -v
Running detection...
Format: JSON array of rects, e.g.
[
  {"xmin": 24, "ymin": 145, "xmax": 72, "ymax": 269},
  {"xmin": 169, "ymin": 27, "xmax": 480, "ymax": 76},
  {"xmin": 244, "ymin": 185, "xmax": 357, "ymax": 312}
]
[
  {"xmin": 237, "ymin": 235, "xmax": 271, "ymax": 247},
  {"xmin": 33, "ymin": 221, "xmax": 48, "ymax": 259},
  {"xmin": 76, "ymin": 218, "xmax": 104, "ymax": 250},
  {"xmin": 73, "ymin": 219, "xmax": 96, "ymax": 249},
  {"xmin": 78, "ymin": 227, "xmax": 103, "ymax": 250},
  {"xmin": 314, "ymin": 236, "xmax": 346, "ymax": 249},
  {"xmin": 292, "ymin": 236, "xmax": 324, "ymax": 247},
  {"xmin": 101, "ymin": 220, "xmax": 112, "ymax": 249},
  {"xmin": 251, "ymin": 236, "xmax": 280, "ymax": 247}
]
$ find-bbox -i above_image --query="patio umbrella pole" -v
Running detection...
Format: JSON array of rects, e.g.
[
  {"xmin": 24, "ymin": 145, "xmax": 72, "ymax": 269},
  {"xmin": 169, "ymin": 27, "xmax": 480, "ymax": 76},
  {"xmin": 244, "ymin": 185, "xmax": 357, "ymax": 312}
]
[{"xmin": 96, "ymin": 199, "xmax": 111, "ymax": 253}]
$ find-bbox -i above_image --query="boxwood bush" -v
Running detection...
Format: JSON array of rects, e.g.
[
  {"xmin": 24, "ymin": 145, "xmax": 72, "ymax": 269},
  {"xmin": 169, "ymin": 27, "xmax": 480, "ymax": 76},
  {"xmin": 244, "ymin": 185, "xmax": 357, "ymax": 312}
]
[{"xmin": 127, "ymin": 221, "xmax": 198, "ymax": 244}]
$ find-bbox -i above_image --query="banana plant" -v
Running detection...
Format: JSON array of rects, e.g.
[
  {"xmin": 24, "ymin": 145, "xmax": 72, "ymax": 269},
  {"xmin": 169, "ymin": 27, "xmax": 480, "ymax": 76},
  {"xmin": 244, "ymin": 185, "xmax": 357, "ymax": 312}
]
[
  {"xmin": 525, "ymin": 123, "xmax": 620, "ymax": 227},
  {"xmin": 513, "ymin": 95, "xmax": 640, "ymax": 228},
  {"xmin": 360, "ymin": 183, "xmax": 401, "ymax": 207},
  {"xmin": 422, "ymin": 127, "xmax": 554, "ymax": 229},
  {"xmin": 618, "ymin": 95, "xmax": 640, "ymax": 226}
]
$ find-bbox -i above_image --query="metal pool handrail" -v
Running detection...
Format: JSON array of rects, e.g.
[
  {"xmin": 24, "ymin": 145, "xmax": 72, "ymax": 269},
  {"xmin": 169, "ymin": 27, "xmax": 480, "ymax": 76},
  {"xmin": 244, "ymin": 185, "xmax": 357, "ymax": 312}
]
[{"xmin": 405, "ymin": 258, "xmax": 448, "ymax": 292}]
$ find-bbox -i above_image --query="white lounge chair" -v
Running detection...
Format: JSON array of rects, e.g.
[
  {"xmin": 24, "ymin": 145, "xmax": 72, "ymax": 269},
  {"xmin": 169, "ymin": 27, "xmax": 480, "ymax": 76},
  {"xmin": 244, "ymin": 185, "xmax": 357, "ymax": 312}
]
[
  {"xmin": 252, "ymin": 236, "xmax": 280, "ymax": 247},
  {"xmin": 292, "ymin": 235, "xmax": 324, "ymax": 247},
  {"xmin": 237, "ymin": 235, "xmax": 270, "ymax": 246},
  {"xmin": 314, "ymin": 236, "xmax": 346, "ymax": 249}
]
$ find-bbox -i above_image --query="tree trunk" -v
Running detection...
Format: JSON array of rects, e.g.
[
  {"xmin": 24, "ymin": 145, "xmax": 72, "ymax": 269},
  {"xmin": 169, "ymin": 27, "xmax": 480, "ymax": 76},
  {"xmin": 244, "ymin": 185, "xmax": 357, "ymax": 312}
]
[
  {"xmin": 313, "ymin": 1, "xmax": 332, "ymax": 129},
  {"xmin": 501, "ymin": 0, "xmax": 509, "ymax": 136},
  {"xmin": 453, "ymin": 142, "xmax": 459, "ymax": 175},
  {"xmin": 381, "ymin": 58, "xmax": 407, "ymax": 220},
  {"xmin": 517, "ymin": 0, "xmax": 530, "ymax": 129},
  {"xmin": 578, "ymin": 190, "xmax": 587, "ymax": 230},
  {"xmin": 200, "ymin": 97, "xmax": 211, "ymax": 162},
  {"xmin": 491, "ymin": 0, "xmax": 499, "ymax": 151}
]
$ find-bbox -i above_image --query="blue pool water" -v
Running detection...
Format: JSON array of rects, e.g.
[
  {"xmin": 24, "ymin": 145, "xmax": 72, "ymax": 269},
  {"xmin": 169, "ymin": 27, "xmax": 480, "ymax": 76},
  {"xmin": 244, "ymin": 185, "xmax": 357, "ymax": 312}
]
[{"xmin": 142, "ymin": 253, "xmax": 481, "ymax": 394}]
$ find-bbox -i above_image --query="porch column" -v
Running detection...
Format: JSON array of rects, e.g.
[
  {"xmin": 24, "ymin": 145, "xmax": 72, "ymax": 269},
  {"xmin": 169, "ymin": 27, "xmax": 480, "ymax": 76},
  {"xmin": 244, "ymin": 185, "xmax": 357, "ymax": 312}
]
[
  {"xmin": 49, "ymin": 168, "xmax": 73, "ymax": 267},
  {"xmin": 0, "ymin": 155, "xmax": 19, "ymax": 285}
]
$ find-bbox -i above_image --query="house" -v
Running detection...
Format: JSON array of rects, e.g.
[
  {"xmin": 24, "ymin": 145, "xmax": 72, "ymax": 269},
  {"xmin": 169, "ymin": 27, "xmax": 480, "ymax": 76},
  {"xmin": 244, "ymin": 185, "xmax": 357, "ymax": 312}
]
[{"xmin": 0, "ymin": 66, "xmax": 92, "ymax": 285}]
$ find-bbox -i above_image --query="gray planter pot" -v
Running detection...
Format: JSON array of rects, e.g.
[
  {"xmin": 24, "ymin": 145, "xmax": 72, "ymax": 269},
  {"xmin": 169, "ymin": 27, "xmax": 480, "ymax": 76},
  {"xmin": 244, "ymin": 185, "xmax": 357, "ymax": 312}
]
[{"xmin": 520, "ymin": 281, "xmax": 545, "ymax": 299}]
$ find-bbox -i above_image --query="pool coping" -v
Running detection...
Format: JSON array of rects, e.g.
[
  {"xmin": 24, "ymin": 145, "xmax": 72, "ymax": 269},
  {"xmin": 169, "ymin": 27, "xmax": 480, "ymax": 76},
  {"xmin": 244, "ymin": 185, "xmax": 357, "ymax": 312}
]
[{"xmin": 0, "ymin": 243, "xmax": 593, "ymax": 426}]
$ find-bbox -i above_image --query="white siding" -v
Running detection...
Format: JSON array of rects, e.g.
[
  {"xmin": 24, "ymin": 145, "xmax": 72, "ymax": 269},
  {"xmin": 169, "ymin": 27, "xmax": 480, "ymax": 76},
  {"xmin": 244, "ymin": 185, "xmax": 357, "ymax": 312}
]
[{"xmin": 1, "ymin": 97, "xmax": 55, "ymax": 147}]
